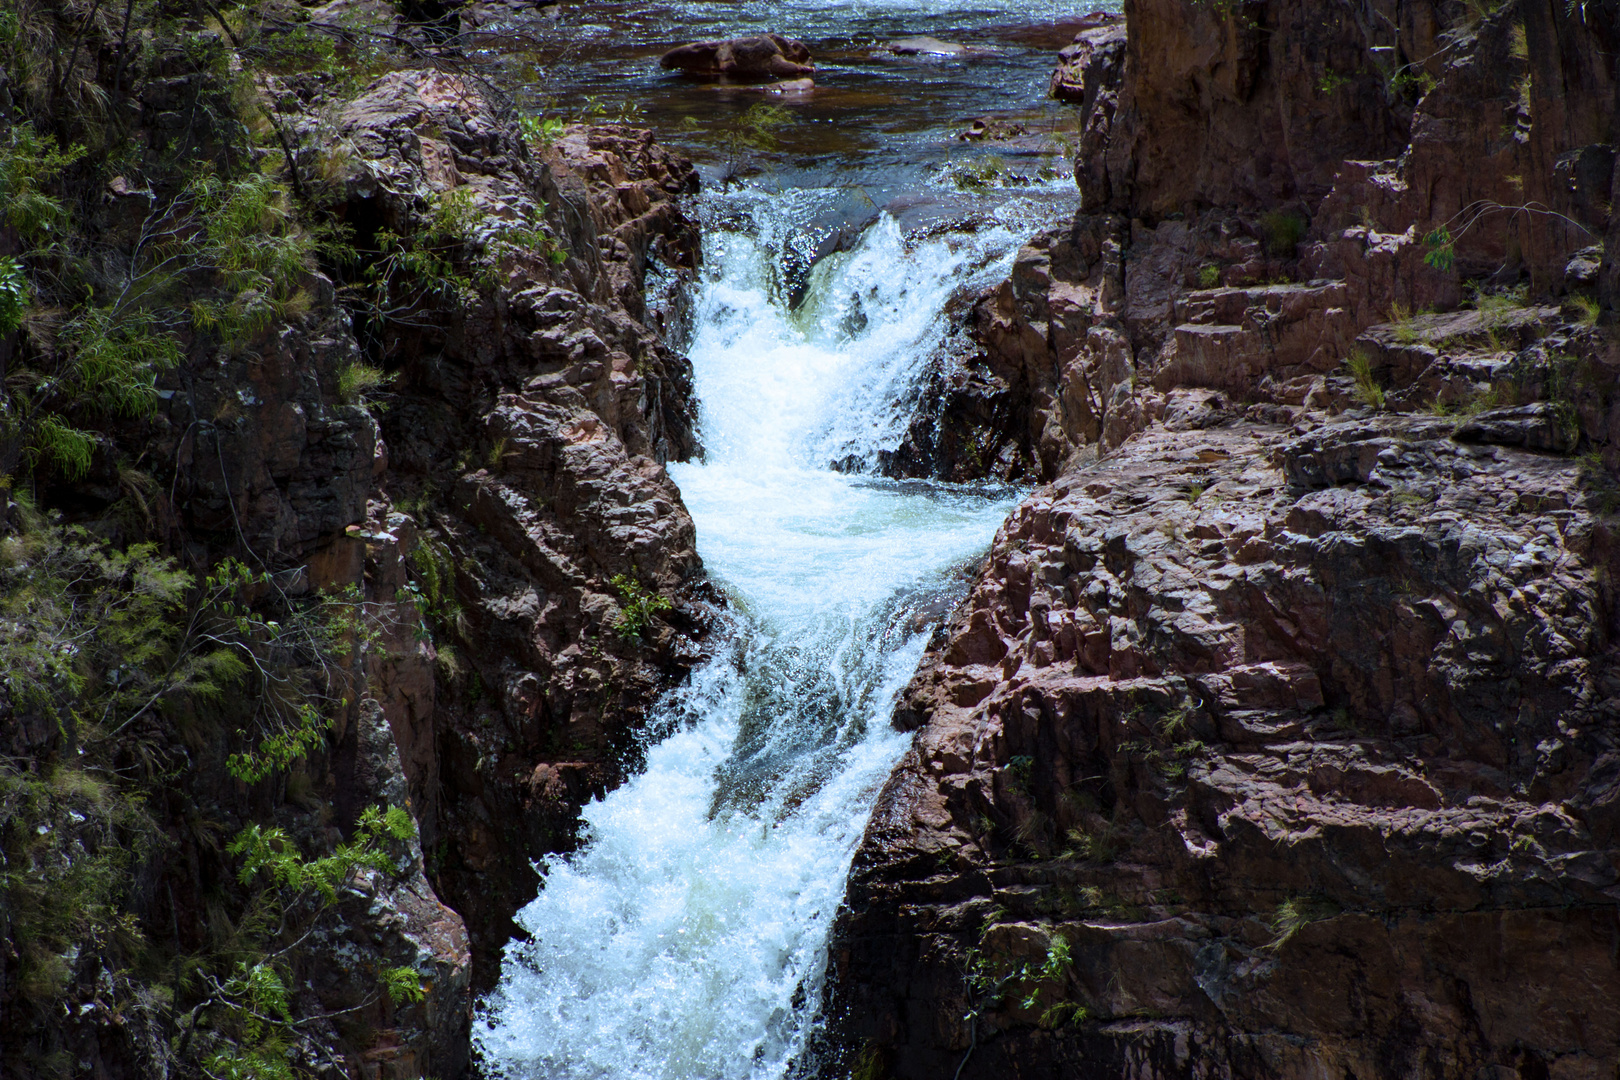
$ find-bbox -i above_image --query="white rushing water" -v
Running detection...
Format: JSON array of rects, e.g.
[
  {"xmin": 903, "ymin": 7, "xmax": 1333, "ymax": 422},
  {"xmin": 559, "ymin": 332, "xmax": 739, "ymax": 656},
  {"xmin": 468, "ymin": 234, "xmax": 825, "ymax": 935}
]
[{"xmin": 474, "ymin": 188, "xmax": 1060, "ymax": 1079}]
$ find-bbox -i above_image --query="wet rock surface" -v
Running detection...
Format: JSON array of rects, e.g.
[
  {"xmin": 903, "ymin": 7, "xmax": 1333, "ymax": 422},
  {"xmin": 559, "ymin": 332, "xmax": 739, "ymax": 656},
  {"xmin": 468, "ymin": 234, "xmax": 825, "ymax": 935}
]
[
  {"xmin": 659, "ymin": 34, "xmax": 815, "ymax": 81},
  {"xmin": 831, "ymin": 0, "xmax": 1620, "ymax": 1076}
]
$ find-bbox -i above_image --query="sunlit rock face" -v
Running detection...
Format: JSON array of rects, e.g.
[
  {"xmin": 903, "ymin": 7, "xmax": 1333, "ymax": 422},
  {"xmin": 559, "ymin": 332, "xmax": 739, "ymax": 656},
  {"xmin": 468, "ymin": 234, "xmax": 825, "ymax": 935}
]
[{"xmin": 311, "ymin": 67, "xmax": 717, "ymax": 983}]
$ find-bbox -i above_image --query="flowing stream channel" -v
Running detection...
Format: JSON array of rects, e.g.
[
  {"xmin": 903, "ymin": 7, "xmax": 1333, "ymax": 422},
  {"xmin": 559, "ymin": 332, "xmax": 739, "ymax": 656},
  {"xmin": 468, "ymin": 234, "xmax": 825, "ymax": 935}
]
[{"xmin": 474, "ymin": 2, "xmax": 1106, "ymax": 1074}]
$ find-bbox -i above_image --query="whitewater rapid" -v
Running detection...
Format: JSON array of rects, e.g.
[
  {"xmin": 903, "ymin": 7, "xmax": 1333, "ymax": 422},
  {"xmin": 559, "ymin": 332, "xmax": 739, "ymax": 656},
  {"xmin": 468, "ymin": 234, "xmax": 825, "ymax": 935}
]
[{"xmin": 473, "ymin": 188, "xmax": 1060, "ymax": 1079}]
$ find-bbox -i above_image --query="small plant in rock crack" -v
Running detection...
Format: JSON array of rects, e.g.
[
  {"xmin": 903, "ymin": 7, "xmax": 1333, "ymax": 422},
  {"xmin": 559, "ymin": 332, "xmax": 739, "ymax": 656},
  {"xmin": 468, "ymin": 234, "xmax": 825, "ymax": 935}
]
[
  {"xmin": 1569, "ymin": 293, "xmax": 1602, "ymax": 327},
  {"xmin": 1388, "ymin": 300, "xmax": 1422, "ymax": 344},
  {"xmin": 1317, "ymin": 68, "xmax": 1349, "ymax": 95},
  {"xmin": 1345, "ymin": 349, "xmax": 1387, "ymax": 410},
  {"xmin": 1260, "ymin": 210, "xmax": 1306, "ymax": 257},
  {"xmin": 336, "ymin": 360, "xmax": 391, "ymax": 405},
  {"xmin": 1197, "ymin": 263, "xmax": 1221, "ymax": 289},
  {"xmin": 520, "ymin": 115, "xmax": 567, "ymax": 150},
  {"xmin": 1268, "ymin": 896, "xmax": 1340, "ymax": 949},
  {"xmin": 1061, "ymin": 822, "xmax": 1122, "ymax": 862},
  {"xmin": 611, "ymin": 573, "xmax": 672, "ymax": 642}
]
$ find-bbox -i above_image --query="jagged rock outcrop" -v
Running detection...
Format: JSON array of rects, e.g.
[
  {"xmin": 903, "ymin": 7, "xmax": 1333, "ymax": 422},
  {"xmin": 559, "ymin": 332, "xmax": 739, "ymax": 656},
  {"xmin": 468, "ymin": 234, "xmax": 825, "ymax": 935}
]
[
  {"xmin": 889, "ymin": 0, "xmax": 1614, "ymax": 485},
  {"xmin": 277, "ymin": 67, "xmax": 713, "ymax": 983},
  {"xmin": 829, "ymin": 1, "xmax": 1620, "ymax": 1076},
  {"xmin": 829, "ymin": 415, "xmax": 1620, "ymax": 1078},
  {"xmin": 2, "ymin": 9, "xmax": 707, "ymax": 1074}
]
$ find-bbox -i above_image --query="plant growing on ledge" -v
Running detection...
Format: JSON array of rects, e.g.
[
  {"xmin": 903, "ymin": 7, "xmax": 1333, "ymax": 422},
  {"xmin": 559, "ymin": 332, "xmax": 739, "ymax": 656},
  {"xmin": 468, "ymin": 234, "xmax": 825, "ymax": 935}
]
[
  {"xmin": 1346, "ymin": 349, "xmax": 1387, "ymax": 410},
  {"xmin": 611, "ymin": 573, "xmax": 672, "ymax": 641},
  {"xmin": 520, "ymin": 115, "xmax": 567, "ymax": 150},
  {"xmin": 1260, "ymin": 210, "xmax": 1306, "ymax": 257}
]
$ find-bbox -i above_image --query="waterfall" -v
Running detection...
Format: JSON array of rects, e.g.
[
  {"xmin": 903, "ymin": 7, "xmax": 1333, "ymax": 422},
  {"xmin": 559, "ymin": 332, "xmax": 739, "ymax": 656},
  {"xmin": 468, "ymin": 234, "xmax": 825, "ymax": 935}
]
[{"xmin": 473, "ymin": 185, "xmax": 1059, "ymax": 1080}]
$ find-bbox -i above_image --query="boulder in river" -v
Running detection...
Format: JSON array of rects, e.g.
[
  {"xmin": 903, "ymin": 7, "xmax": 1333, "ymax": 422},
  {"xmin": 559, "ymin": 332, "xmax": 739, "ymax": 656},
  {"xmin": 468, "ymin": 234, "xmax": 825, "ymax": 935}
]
[
  {"xmin": 660, "ymin": 33, "xmax": 814, "ymax": 80},
  {"xmin": 1049, "ymin": 12, "xmax": 1126, "ymax": 105}
]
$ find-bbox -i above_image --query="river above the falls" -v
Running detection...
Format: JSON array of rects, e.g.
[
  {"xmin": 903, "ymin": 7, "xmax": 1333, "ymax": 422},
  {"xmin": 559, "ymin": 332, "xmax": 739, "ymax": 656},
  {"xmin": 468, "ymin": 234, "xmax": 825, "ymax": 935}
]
[{"xmin": 474, "ymin": 2, "xmax": 1108, "ymax": 1076}]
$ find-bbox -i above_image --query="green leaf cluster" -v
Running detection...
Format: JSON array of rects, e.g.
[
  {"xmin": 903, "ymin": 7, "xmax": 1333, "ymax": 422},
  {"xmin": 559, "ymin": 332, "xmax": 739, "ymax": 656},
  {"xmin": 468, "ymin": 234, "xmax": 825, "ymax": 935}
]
[
  {"xmin": 0, "ymin": 256, "xmax": 31, "ymax": 335},
  {"xmin": 188, "ymin": 171, "xmax": 320, "ymax": 343},
  {"xmin": 0, "ymin": 765, "xmax": 158, "ymax": 1007},
  {"xmin": 0, "ymin": 506, "xmax": 194, "ymax": 737},
  {"xmin": 611, "ymin": 572, "xmax": 672, "ymax": 641},
  {"xmin": 520, "ymin": 115, "xmax": 567, "ymax": 150},
  {"xmin": 228, "ymin": 803, "xmax": 415, "ymax": 903},
  {"xmin": 1424, "ymin": 225, "xmax": 1456, "ymax": 271}
]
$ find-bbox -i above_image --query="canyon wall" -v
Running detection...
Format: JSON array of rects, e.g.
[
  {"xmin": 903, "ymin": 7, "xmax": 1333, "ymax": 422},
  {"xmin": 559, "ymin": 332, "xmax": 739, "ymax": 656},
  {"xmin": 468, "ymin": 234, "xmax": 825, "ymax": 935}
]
[
  {"xmin": 0, "ymin": 6, "xmax": 707, "ymax": 1075},
  {"xmin": 828, "ymin": 1, "xmax": 1620, "ymax": 1077}
]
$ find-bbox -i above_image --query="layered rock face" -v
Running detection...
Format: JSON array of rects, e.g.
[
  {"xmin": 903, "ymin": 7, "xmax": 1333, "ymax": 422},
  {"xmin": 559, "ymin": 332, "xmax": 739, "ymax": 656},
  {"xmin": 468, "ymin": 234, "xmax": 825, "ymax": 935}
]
[
  {"xmin": 302, "ymin": 69, "xmax": 713, "ymax": 981},
  {"xmin": 2, "ymin": 14, "xmax": 706, "ymax": 1074},
  {"xmin": 827, "ymin": 1, "xmax": 1620, "ymax": 1076},
  {"xmin": 891, "ymin": 0, "xmax": 1614, "ymax": 484}
]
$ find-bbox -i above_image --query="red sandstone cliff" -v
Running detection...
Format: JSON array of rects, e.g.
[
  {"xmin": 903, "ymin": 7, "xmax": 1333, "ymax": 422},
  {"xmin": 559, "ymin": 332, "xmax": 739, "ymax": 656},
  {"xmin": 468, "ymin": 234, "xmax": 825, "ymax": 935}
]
[
  {"xmin": 0, "ymin": 6, "xmax": 709, "ymax": 1072},
  {"xmin": 826, "ymin": 2, "xmax": 1620, "ymax": 1076}
]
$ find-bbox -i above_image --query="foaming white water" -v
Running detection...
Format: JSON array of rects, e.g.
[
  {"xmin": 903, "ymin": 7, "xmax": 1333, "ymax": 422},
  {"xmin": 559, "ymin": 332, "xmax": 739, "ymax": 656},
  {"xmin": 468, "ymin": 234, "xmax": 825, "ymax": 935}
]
[
  {"xmin": 692, "ymin": 191, "xmax": 1061, "ymax": 470},
  {"xmin": 475, "ymin": 186, "xmax": 1054, "ymax": 1080}
]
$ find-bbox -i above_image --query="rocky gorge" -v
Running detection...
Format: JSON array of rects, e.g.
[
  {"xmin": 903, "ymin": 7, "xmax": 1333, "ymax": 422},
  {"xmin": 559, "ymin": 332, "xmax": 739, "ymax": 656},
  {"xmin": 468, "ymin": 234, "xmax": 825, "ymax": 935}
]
[
  {"xmin": 1, "ymin": 3, "xmax": 711, "ymax": 1075},
  {"xmin": 824, "ymin": 0, "xmax": 1620, "ymax": 1077},
  {"xmin": 1, "ymin": 0, "xmax": 1617, "ymax": 1078}
]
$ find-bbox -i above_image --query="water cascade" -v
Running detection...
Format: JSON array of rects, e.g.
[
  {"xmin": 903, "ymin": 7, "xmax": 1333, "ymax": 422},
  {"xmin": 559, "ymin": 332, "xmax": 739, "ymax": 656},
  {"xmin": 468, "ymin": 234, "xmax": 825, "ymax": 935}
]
[{"xmin": 474, "ymin": 174, "xmax": 1063, "ymax": 1080}]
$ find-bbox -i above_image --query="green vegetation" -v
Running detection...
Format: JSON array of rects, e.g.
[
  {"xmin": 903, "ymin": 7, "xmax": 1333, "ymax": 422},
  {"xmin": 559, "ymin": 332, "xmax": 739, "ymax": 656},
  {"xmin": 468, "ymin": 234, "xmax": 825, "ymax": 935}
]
[
  {"xmin": 337, "ymin": 360, "xmax": 392, "ymax": 405},
  {"xmin": 0, "ymin": 1, "xmax": 569, "ymax": 1072},
  {"xmin": 0, "ymin": 506, "xmax": 367, "ymax": 787},
  {"xmin": 0, "ymin": 256, "xmax": 27, "ymax": 334},
  {"xmin": 1390, "ymin": 66, "xmax": 1437, "ymax": 101},
  {"xmin": 716, "ymin": 102, "xmax": 797, "ymax": 178},
  {"xmin": 1462, "ymin": 0, "xmax": 1511, "ymax": 26},
  {"xmin": 1112, "ymin": 695, "xmax": 1208, "ymax": 783},
  {"xmin": 1389, "ymin": 303, "xmax": 1418, "ymax": 344},
  {"xmin": 0, "ymin": 499, "xmax": 417, "ymax": 1076},
  {"xmin": 612, "ymin": 573, "xmax": 673, "ymax": 641},
  {"xmin": 1346, "ymin": 349, "xmax": 1387, "ymax": 410},
  {"xmin": 1269, "ymin": 896, "xmax": 1339, "ymax": 948},
  {"xmin": 1570, "ymin": 294, "xmax": 1602, "ymax": 327},
  {"xmin": 1509, "ymin": 23, "xmax": 1529, "ymax": 59},
  {"xmin": 962, "ymin": 929, "xmax": 1085, "ymax": 1035},
  {"xmin": 947, "ymin": 155, "xmax": 1014, "ymax": 193},
  {"xmin": 1197, "ymin": 263, "xmax": 1221, "ymax": 289},
  {"xmin": 520, "ymin": 115, "xmax": 567, "ymax": 150},
  {"xmin": 1061, "ymin": 820, "xmax": 1123, "ymax": 862},
  {"xmin": 1423, "ymin": 225, "xmax": 1456, "ymax": 271},
  {"xmin": 1472, "ymin": 282, "xmax": 1530, "ymax": 325},
  {"xmin": 355, "ymin": 185, "xmax": 568, "ymax": 331},
  {"xmin": 1260, "ymin": 210, "xmax": 1306, "ymax": 257}
]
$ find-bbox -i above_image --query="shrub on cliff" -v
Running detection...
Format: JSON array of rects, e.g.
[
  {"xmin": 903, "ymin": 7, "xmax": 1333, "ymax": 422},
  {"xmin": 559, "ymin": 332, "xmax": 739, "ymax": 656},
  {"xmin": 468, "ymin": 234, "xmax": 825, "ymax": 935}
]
[{"xmin": 0, "ymin": 495, "xmax": 423, "ymax": 1076}]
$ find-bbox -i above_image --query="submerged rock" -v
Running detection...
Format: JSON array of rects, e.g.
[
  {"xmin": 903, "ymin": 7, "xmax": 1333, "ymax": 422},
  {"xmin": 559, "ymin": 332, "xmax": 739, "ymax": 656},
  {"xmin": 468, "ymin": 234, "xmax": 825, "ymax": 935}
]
[{"xmin": 887, "ymin": 36, "xmax": 970, "ymax": 56}]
